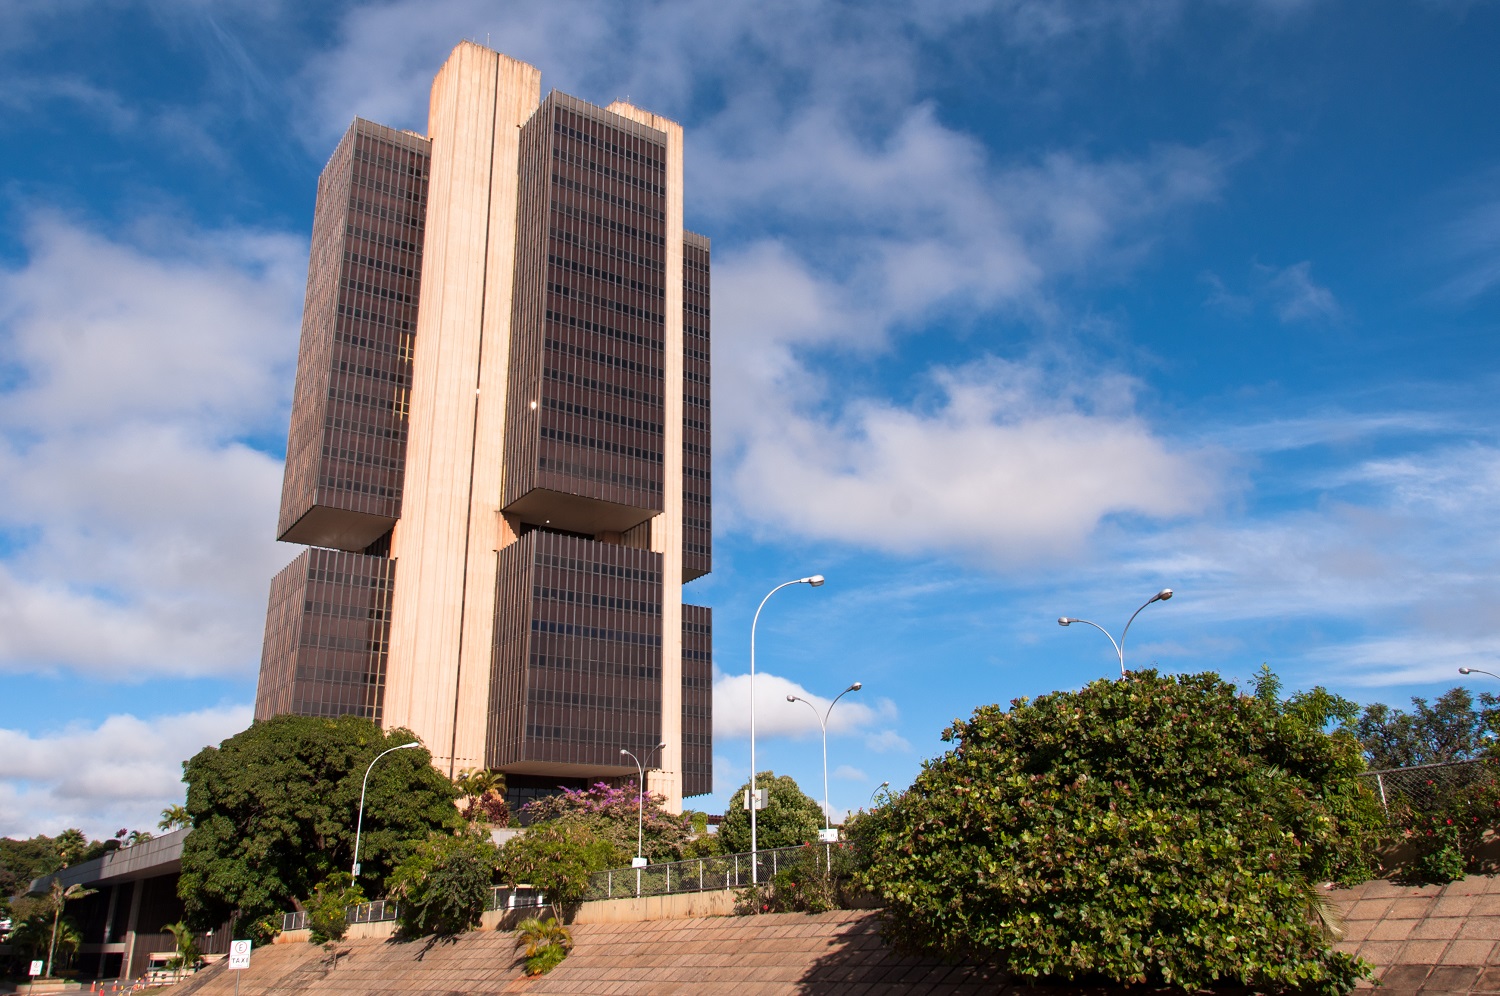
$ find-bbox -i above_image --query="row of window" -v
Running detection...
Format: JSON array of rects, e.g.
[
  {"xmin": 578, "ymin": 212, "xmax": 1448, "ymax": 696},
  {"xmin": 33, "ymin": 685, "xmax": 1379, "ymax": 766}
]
[
  {"xmin": 545, "ymin": 308, "xmax": 661, "ymax": 354},
  {"xmin": 346, "ymin": 250, "xmax": 420, "ymax": 281},
  {"xmin": 548, "ymin": 253, "xmax": 662, "ymax": 297},
  {"xmin": 345, "ymin": 223, "xmax": 421, "ymax": 256},
  {"xmin": 550, "ymin": 226, "xmax": 661, "ymax": 273},
  {"xmin": 322, "ymin": 444, "xmax": 402, "ymax": 470},
  {"xmin": 551, "ymin": 115, "xmax": 665, "ymax": 171},
  {"xmin": 317, "ymin": 475, "xmax": 402, "ymax": 500},
  {"xmin": 551, "ymin": 143, "xmax": 664, "ymax": 197},
  {"xmin": 336, "ymin": 303, "xmax": 414, "ymax": 332},
  {"xmin": 553, "ymin": 201, "xmax": 664, "ymax": 248},
  {"xmin": 553, "ymin": 172, "xmax": 664, "ymax": 223},
  {"xmin": 335, "ymin": 330, "xmax": 414, "ymax": 363},
  {"xmin": 541, "ymin": 396, "xmax": 662, "ymax": 434},
  {"xmin": 536, "ymin": 551, "xmax": 661, "ymax": 583},
  {"xmin": 336, "ymin": 359, "xmax": 408, "ymax": 386},
  {"xmin": 537, "ymin": 455, "xmax": 663, "ymax": 493},
  {"xmin": 530, "ymin": 653, "xmax": 660, "ymax": 680},
  {"xmin": 324, "ymin": 415, "xmax": 406, "ymax": 443},
  {"xmin": 547, "ymin": 281, "xmax": 664, "ymax": 325},
  {"xmin": 545, "ymin": 336, "xmax": 661, "ymax": 378},
  {"xmin": 539, "ymin": 425, "xmax": 662, "ymax": 464},
  {"xmin": 533, "ymin": 585, "xmax": 661, "ymax": 617},
  {"xmin": 544, "ymin": 366, "xmax": 661, "ymax": 408},
  {"xmin": 349, "ymin": 195, "xmax": 422, "ymax": 230}
]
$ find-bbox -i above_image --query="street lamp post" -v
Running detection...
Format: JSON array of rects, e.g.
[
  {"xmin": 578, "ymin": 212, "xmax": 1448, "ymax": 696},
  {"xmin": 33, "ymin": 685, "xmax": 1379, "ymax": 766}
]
[
  {"xmin": 351, "ymin": 741, "xmax": 421, "ymax": 878},
  {"xmin": 1058, "ymin": 588, "xmax": 1174, "ymax": 678},
  {"xmin": 1460, "ymin": 667, "xmax": 1500, "ymax": 681},
  {"xmin": 620, "ymin": 742, "xmax": 667, "ymax": 866},
  {"xmin": 750, "ymin": 575, "xmax": 825, "ymax": 883},
  {"xmin": 787, "ymin": 682, "xmax": 862, "ymax": 841}
]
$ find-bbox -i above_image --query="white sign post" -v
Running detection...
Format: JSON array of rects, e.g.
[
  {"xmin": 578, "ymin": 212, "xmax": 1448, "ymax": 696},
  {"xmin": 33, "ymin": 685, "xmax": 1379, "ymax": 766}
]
[
  {"xmin": 228, "ymin": 939, "xmax": 251, "ymax": 996},
  {"xmin": 28, "ymin": 960, "xmax": 43, "ymax": 995}
]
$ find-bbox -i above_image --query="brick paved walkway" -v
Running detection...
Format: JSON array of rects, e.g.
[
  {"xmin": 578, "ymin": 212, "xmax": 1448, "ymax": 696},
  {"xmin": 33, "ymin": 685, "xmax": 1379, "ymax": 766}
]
[
  {"xmin": 164, "ymin": 873, "xmax": 1500, "ymax": 995},
  {"xmin": 1330, "ymin": 873, "xmax": 1500, "ymax": 992}
]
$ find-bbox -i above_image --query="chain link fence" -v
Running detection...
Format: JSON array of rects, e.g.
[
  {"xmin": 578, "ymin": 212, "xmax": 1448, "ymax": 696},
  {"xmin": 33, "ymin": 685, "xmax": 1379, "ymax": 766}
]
[
  {"xmin": 1358, "ymin": 756, "xmax": 1500, "ymax": 816},
  {"xmin": 580, "ymin": 842, "xmax": 860, "ymax": 902},
  {"xmin": 281, "ymin": 885, "xmax": 545, "ymax": 932}
]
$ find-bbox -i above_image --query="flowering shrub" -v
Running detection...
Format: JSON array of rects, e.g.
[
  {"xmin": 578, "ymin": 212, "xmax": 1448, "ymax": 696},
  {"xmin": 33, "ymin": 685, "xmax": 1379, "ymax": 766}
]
[
  {"xmin": 1386, "ymin": 757, "xmax": 1500, "ymax": 883},
  {"xmin": 520, "ymin": 780, "xmax": 693, "ymax": 862}
]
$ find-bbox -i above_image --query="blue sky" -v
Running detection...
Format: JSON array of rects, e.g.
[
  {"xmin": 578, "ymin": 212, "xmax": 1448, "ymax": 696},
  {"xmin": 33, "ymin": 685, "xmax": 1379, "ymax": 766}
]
[{"xmin": 2, "ymin": 0, "xmax": 1499, "ymax": 838}]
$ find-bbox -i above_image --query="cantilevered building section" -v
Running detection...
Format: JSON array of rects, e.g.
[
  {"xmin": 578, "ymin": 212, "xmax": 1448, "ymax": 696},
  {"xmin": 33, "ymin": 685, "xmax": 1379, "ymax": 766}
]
[{"xmin": 254, "ymin": 42, "xmax": 712, "ymax": 811}]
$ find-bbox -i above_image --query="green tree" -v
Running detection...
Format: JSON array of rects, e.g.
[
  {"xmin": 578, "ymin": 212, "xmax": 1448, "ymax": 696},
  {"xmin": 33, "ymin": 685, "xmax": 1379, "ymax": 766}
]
[
  {"xmin": 176, "ymin": 715, "xmax": 461, "ymax": 937},
  {"xmin": 717, "ymin": 772, "xmax": 822, "ymax": 854},
  {"xmin": 862, "ymin": 671, "xmax": 1374, "ymax": 994},
  {"xmin": 387, "ymin": 827, "xmax": 498, "ymax": 936},
  {"xmin": 1356, "ymin": 686, "xmax": 1499, "ymax": 769},
  {"xmin": 498, "ymin": 821, "xmax": 620, "ymax": 911},
  {"xmin": 304, "ymin": 872, "xmax": 365, "ymax": 946}
]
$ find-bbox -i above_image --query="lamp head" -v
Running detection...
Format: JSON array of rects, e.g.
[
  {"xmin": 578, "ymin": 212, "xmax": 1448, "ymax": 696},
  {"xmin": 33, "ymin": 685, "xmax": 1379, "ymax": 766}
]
[
  {"xmin": 786, "ymin": 694, "xmax": 797, "ymax": 703},
  {"xmin": 1155, "ymin": 588, "xmax": 1174, "ymax": 602},
  {"xmin": 620, "ymin": 748, "xmax": 629, "ymax": 756},
  {"xmin": 658, "ymin": 742, "xmax": 667, "ymax": 749},
  {"xmin": 398, "ymin": 742, "xmax": 421, "ymax": 750},
  {"xmin": 849, "ymin": 682, "xmax": 863, "ymax": 691},
  {"xmin": 1460, "ymin": 667, "xmax": 1473, "ymax": 675},
  {"xmin": 803, "ymin": 575, "xmax": 826, "ymax": 587},
  {"xmin": 1058, "ymin": 617, "xmax": 1075, "ymax": 626}
]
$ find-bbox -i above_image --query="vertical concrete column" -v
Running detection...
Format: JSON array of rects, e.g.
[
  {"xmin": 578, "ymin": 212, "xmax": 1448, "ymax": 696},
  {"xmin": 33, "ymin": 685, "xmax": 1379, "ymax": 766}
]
[
  {"xmin": 385, "ymin": 42, "xmax": 541, "ymax": 775},
  {"xmin": 608, "ymin": 102, "xmax": 685, "ymax": 813}
]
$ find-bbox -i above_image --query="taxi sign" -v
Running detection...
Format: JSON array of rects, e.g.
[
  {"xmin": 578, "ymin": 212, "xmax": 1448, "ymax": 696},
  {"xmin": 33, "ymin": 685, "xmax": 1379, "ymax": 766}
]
[{"xmin": 229, "ymin": 940, "xmax": 252, "ymax": 970}]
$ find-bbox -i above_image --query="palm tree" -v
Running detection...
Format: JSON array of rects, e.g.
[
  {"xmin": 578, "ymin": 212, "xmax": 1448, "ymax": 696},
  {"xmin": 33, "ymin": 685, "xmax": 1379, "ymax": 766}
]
[
  {"xmin": 45, "ymin": 880, "xmax": 96, "ymax": 977},
  {"xmin": 162, "ymin": 920, "xmax": 200, "ymax": 973},
  {"xmin": 513, "ymin": 915, "xmax": 572, "ymax": 974},
  {"xmin": 158, "ymin": 804, "xmax": 191, "ymax": 831},
  {"xmin": 455, "ymin": 767, "xmax": 506, "ymax": 805}
]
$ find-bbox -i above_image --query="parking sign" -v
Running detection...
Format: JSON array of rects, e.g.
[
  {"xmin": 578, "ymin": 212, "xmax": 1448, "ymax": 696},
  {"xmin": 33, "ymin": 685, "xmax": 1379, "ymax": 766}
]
[{"xmin": 229, "ymin": 940, "xmax": 252, "ymax": 970}]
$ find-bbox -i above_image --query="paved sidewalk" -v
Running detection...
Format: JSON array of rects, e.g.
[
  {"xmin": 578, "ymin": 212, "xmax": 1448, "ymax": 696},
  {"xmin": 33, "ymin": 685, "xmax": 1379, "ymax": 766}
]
[{"xmin": 1330, "ymin": 873, "xmax": 1500, "ymax": 993}]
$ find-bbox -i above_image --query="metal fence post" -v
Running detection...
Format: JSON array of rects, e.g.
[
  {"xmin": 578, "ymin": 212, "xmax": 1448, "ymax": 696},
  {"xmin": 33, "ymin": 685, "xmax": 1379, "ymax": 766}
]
[
  {"xmin": 607, "ymin": 869, "xmax": 612, "ymax": 900},
  {"xmin": 699, "ymin": 859, "xmax": 704, "ymax": 892},
  {"xmin": 1375, "ymin": 772, "xmax": 1387, "ymax": 814}
]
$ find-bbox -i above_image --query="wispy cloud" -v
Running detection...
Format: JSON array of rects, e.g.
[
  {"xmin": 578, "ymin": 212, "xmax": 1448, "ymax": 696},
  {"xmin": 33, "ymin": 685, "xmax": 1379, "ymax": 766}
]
[{"xmin": 1205, "ymin": 260, "xmax": 1342, "ymax": 324}]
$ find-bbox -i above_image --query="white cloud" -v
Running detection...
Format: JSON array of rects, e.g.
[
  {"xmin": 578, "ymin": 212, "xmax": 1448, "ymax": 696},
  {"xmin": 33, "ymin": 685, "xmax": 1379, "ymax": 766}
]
[
  {"xmin": 1263, "ymin": 261, "xmax": 1341, "ymax": 323},
  {"xmin": 713, "ymin": 670, "xmax": 898, "ymax": 741},
  {"xmin": 0, "ymin": 215, "xmax": 302, "ymax": 678},
  {"xmin": 0, "ymin": 704, "xmax": 251, "ymax": 839},
  {"xmin": 729, "ymin": 358, "xmax": 1220, "ymax": 565},
  {"xmin": 832, "ymin": 764, "xmax": 867, "ymax": 781},
  {"xmin": 863, "ymin": 730, "xmax": 914, "ymax": 754}
]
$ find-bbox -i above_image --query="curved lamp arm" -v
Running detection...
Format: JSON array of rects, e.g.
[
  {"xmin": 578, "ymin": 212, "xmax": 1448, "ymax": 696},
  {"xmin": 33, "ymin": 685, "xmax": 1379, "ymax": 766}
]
[{"xmin": 352, "ymin": 741, "xmax": 421, "ymax": 878}]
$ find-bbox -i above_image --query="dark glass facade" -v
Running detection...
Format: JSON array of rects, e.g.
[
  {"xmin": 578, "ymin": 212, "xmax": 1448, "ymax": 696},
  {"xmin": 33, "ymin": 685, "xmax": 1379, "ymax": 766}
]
[
  {"xmin": 489, "ymin": 530, "xmax": 664, "ymax": 771},
  {"xmin": 683, "ymin": 232, "xmax": 712, "ymax": 582},
  {"xmin": 503, "ymin": 93, "xmax": 668, "ymax": 535},
  {"xmin": 682, "ymin": 603, "xmax": 713, "ymax": 798},
  {"xmin": 254, "ymin": 548, "xmax": 394, "ymax": 721},
  {"xmin": 277, "ymin": 119, "xmax": 428, "ymax": 553}
]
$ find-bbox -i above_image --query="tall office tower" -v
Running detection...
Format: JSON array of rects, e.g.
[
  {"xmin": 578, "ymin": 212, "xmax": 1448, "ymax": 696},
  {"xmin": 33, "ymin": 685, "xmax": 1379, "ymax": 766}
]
[{"xmin": 255, "ymin": 42, "xmax": 712, "ymax": 810}]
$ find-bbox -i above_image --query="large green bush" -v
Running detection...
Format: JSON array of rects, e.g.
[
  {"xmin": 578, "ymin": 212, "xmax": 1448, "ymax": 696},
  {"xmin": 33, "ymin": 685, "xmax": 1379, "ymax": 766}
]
[
  {"xmin": 863, "ymin": 670, "xmax": 1377, "ymax": 995},
  {"xmin": 499, "ymin": 821, "xmax": 621, "ymax": 910},
  {"xmin": 718, "ymin": 771, "xmax": 823, "ymax": 853},
  {"xmin": 387, "ymin": 827, "xmax": 498, "ymax": 936}
]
